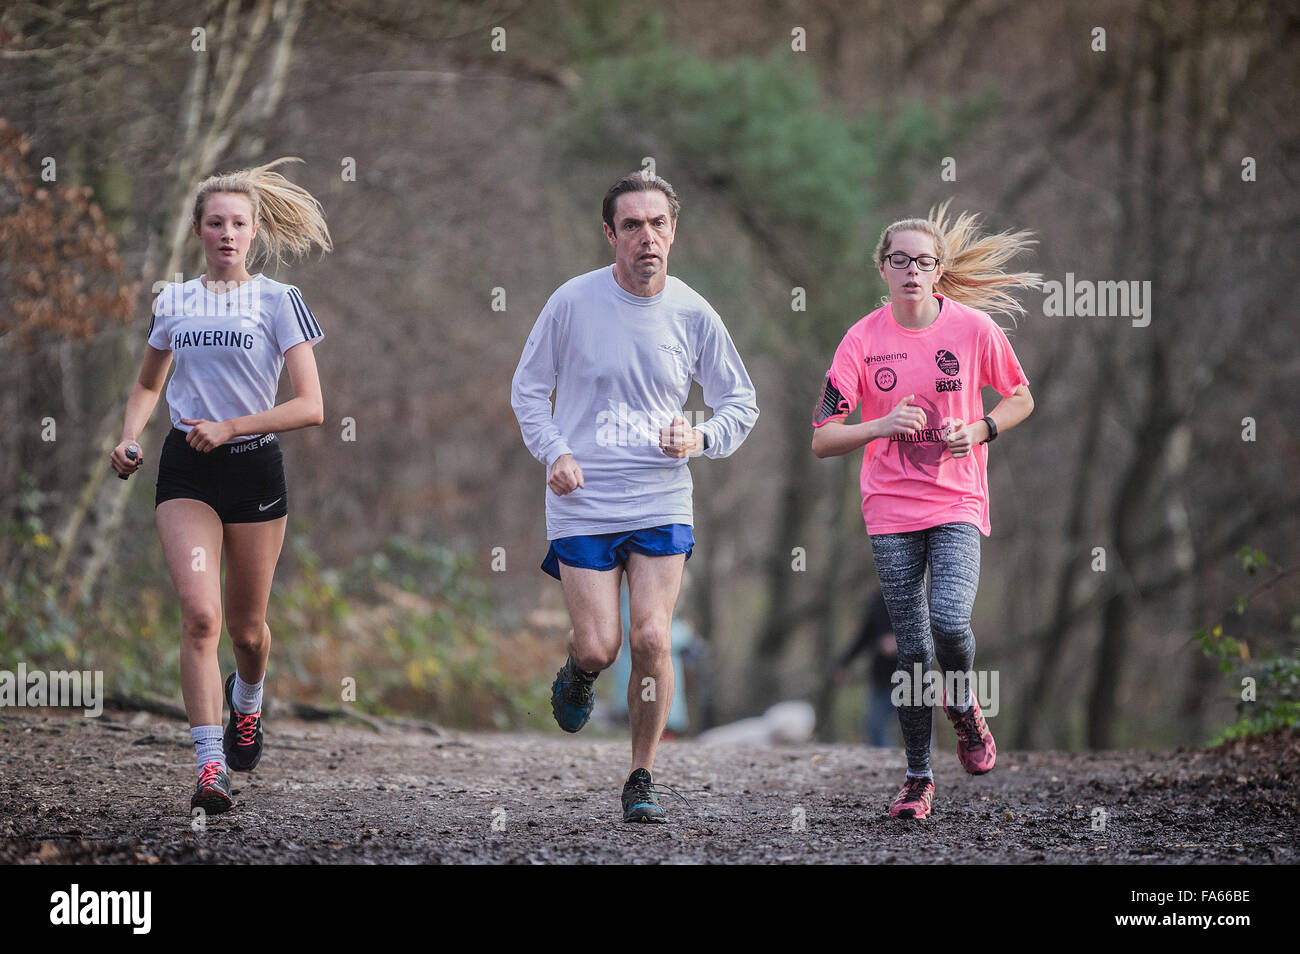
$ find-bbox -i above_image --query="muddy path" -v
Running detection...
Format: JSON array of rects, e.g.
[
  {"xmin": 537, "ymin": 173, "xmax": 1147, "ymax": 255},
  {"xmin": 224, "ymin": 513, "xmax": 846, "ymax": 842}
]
[{"xmin": 1, "ymin": 710, "xmax": 1295, "ymax": 865}]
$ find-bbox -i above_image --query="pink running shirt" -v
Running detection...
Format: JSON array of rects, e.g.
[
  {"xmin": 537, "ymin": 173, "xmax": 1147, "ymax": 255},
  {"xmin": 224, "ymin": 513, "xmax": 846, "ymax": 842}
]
[{"xmin": 812, "ymin": 295, "xmax": 1029, "ymax": 536}]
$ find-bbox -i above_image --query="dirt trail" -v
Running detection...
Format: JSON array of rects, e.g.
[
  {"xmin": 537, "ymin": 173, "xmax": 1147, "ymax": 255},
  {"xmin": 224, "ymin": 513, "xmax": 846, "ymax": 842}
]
[{"xmin": 1, "ymin": 710, "xmax": 1295, "ymax": 864}]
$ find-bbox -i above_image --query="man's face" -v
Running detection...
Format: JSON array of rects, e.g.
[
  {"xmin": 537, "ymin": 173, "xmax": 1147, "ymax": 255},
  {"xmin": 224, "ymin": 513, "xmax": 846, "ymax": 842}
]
[{"xmin": 604, "ymin": 189, "xmax": 676, "ymax": 284}]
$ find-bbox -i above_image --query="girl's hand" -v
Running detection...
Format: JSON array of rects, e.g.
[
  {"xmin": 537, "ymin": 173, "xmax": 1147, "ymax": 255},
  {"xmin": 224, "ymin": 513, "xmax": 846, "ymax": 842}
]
[
  {"xmin": 181, "ymin": 418, "xmax": 235, "ymax": 452},
  {"xmin": 880, "ymin": 395, "xmax": 927, "ymax": 437},
  {"xmin": 110, "ymin": 440, "xmax": 143, "ymax": 476},
  {"xmin": 943, "ymin": 418, "xmax": 975, "ymax": 458}
]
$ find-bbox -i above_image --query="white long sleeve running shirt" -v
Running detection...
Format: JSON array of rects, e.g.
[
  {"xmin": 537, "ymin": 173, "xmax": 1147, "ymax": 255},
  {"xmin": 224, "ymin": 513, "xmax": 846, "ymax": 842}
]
[{"xmin": 511, "ymin": 265, "xmax": 759, "ymax": 539}]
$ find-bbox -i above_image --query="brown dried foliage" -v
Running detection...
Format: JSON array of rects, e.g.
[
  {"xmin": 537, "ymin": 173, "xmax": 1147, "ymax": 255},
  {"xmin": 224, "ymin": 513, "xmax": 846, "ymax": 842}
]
[{"xmin": 0, "ymin": 116, "xmax": 137, "ymax": 350}]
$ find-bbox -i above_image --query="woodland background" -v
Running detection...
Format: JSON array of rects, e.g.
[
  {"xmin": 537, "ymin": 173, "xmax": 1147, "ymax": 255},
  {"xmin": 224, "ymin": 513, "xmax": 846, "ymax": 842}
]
[{"xmin": 2, "ymin": 0, "xmax": 1297, "ymax": 748}]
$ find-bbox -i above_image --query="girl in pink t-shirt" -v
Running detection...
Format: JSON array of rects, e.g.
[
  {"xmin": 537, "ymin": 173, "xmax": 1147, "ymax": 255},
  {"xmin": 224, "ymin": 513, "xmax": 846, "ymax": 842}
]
[{"xmin": 811, "ymin": 203, "xmax": 1039, "ymax": 820}]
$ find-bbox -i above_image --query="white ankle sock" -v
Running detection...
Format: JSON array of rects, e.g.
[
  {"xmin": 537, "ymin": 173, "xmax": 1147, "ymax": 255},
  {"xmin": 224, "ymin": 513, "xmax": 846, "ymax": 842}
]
[
  {"xmin": 191, "ymin": 725, "xmax": 225, "ymax": 772},
  {"xmin": 233, "ymin": 673, "xmax": 264, "ymax": 714}
]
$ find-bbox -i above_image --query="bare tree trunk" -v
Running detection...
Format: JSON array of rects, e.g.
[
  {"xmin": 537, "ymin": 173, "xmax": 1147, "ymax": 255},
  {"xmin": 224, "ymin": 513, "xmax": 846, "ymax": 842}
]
[
  {"xmin": 1086, "ymin": 1, "xmax": 1177, "ymax": 747},
  {"xmin": 690, "ymin": 462, "xmax": 718, "ymax": 731},
  {"xmin": 751, "ymin": 406, "xmax": 817, "ymax": 708},
  {"xmin": 1014, "ymin": 357, "xmax": 1108, "ymax": 749},
  {"xmin": 813, "ymin": 453, "xmax": 853, "ymax": 740}
]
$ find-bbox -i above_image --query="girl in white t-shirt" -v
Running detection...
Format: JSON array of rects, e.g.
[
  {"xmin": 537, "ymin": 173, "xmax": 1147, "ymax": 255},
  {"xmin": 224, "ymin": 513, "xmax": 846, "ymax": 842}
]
[{"xmin": 110, "ymin": 158, "xmax": 331, "ymax": 814}]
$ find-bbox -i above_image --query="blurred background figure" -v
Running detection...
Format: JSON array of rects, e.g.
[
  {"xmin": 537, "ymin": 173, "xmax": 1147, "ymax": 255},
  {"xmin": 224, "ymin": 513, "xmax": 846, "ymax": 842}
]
[{"xmin": 834, "ymin": 591, "xmax": 900, "ymax": 748}]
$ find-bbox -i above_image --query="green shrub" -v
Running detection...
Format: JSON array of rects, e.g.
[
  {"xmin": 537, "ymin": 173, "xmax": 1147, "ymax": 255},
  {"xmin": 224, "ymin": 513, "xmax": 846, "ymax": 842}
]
[{"xmin": 1195, "ymin": 547, "xmax": 1300, "ymax": 743}]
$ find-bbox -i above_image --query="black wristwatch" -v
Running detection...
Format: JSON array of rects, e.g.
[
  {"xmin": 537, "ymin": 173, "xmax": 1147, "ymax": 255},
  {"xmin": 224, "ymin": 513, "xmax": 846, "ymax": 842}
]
[{"xmin": 980, "ymin": 416, "xmax": 998, "ymax": 443}]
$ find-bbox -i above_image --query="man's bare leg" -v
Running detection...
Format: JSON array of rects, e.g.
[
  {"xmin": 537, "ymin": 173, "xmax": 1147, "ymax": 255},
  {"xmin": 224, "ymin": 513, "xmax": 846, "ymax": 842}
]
[
  {"xmin": 557, "ymin": 563, "xmax": 624, "ymax": 674},
  {"xmin": 624, "ymin": 551, "xmax": 685, "ymax": 774}
]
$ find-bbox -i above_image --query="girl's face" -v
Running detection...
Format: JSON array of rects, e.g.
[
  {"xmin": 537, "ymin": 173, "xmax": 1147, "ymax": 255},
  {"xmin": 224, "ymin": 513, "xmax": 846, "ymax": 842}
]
[
  {"xmin": 877, "ymin": 229, "xmax": 944, "ymax": 305},
  {"xmin": 196, "ymin": 192, "xmax": 257, "ymax": 272}
]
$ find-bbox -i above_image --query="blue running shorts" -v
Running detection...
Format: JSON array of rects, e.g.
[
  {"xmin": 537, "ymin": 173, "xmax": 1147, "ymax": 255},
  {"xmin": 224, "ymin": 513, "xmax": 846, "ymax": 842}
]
[{"xmin": 541, "ymin": 524, "xmax": 694, "ymax": 580}]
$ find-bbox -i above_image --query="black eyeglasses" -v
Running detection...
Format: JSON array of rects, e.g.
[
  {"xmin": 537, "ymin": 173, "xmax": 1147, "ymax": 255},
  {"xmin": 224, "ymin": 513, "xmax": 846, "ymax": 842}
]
[{"xmin": 883, "ymin": 252, "xmax": 939, "ymax": 272}]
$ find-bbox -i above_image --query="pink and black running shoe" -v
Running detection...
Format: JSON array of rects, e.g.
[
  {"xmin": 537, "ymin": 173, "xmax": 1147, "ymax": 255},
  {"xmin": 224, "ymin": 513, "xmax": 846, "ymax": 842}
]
[
  {"xmin": 942, "ymin": 690, "xmax": 997, "ymax": 775},
  {"xmin": 888, "ymin": 776, "xmax": 935, "ymax": 819}
]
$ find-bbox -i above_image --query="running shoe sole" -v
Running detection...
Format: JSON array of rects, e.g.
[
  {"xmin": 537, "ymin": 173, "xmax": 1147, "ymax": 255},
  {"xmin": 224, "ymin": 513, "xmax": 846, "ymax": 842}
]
[
  {"xmin": 624, "ymin": 808, "xmax": 667, "ymax": 824},
  {"xmin": 550, "ymin": 657, "xmax": 595, "ymax": 733},
  {"xmin": 191, "ymin": 790, "xmax": 234, "ymax": 814}
]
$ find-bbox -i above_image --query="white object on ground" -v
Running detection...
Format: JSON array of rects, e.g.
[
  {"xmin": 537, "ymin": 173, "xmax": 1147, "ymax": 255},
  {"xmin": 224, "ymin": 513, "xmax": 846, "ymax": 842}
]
[{"xmin": 695, "ymin": 701, "xmax": 816, "ymax": 746}]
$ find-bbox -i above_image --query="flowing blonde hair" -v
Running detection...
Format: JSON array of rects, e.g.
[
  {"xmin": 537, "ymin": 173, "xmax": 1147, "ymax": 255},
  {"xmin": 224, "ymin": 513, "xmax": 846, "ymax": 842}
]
[
  {"xmin": 192, "ymin": 157, "xmax": 332, "ymax": 268},
  {"xmin": 874, "ymin": 200, "xmax": 1040, "ymax": 320}
]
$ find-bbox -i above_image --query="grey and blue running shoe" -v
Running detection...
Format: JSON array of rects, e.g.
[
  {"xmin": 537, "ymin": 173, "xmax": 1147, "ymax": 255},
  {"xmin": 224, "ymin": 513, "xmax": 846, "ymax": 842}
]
[
  {"xmin": 622, "ymin": 768, "xmax": 666, "ymax": 824},
  {"xmin": 550, "ymin": 656, "xmax": 597, "ymax": 733}
]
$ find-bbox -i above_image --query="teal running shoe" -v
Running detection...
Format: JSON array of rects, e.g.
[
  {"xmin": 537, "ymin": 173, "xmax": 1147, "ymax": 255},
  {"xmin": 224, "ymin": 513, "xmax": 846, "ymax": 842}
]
[{"xmin": 550, "ymin": 656, "xmax": 597, "ymax": 733}]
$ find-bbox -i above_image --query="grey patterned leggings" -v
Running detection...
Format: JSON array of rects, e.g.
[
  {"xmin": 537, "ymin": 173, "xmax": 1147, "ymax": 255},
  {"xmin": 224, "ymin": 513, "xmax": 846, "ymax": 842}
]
[{"xmin": 869, "ymin": 521, "xmax": 981, "ymax": 777}]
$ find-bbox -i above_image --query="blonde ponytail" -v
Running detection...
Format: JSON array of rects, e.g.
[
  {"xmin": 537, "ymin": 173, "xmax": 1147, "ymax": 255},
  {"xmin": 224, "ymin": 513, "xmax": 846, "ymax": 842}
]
[
  {"xmin": 874, "ymin": 200, "xmax": 1041, "ymax": 321},
  {"xmin": 192, "ymin": 157, "xmax": 332, "ymax": 269}
]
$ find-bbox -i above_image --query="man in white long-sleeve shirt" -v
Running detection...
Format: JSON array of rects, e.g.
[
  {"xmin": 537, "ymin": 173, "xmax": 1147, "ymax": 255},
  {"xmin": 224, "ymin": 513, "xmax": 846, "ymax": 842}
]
[{"xmin": 510, "ymin": 172, "xmax": 758, "ymax": 823}]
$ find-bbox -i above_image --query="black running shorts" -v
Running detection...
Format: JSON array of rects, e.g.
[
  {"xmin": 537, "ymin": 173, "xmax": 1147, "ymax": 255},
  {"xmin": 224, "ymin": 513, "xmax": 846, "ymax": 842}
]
[{"xmin": 155, "ymin": 427, "xmax": 288, "ymax": 523}]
